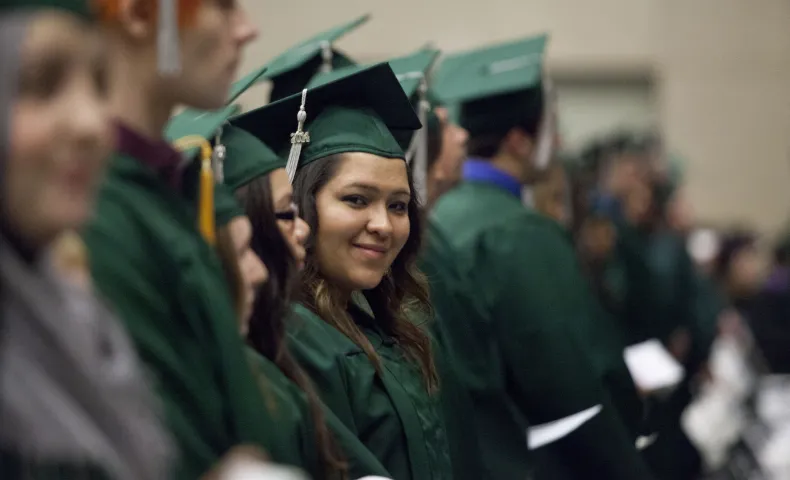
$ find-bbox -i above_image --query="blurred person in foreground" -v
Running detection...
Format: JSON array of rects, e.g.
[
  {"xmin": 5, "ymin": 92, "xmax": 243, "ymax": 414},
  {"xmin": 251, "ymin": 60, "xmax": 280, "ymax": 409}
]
[
  {"xmin": 81, "ymin": 1, "xmax": 289, "ymax": 478},
  {"xmin": 0, "ymin": 1, "xmax": 172, "ymax": 478}
]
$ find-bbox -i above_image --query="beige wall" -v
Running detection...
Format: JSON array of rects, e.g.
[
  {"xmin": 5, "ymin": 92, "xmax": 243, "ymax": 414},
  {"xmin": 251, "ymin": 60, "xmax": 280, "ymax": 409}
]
[{"xmin": 238, "ymin": 0, "xmax": 790, "ymax": 235}]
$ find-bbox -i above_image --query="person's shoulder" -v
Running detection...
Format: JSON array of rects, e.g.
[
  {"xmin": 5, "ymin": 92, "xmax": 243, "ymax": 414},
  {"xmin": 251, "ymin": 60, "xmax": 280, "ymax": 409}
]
[{"xmin": 288, "ymin": 303, "xmax": 362, "ymax": 355}]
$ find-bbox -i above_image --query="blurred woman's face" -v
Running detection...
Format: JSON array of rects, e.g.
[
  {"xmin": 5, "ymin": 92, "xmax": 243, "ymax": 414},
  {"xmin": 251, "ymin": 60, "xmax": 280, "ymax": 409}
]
[
  {"xmin": 228, "ymin": 217, "xmax": 268, "ymax": 329},
  {"xmin": 729, "ymin": 246, "xmax": 763, "ymax": 296},
  {"xmin": 533, "ymin": 166, "xmax": 569, "ymax": 226},
  {"xmin": 5, "ymin": 11, "xmax": 111, "ymax": 248},
  {"xmin": 268, "ymin": 168, "xmax": 310, "ymax": 270}
]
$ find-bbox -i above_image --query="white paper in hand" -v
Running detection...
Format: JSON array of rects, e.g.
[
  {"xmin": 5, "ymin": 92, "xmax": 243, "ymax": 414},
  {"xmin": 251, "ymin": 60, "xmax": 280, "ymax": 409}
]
[
  {"xmin": 624, "ymin": 339, "xmax": 685, "ymax": 392},
  {"xmin": 527, "ymin": 404, "xmax": 602, "ymax": 450}
]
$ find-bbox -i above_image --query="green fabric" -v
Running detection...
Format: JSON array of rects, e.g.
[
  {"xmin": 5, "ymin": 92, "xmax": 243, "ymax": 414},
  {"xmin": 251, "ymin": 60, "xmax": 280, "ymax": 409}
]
[
  {"xmin": 261, "ymin": 14, "xmax": 369, "ymax": 101},
  {"xmin": 431, "ymin": 33, "xmax": 546, "ymax": 104},
  {"xmin": 215, "ymin": 183, "xmax": 244, "ymax": 227},
  {"xmin": 286, "ymin": 303, "xmax": 453, "ymax": 480},
  {"xmin": 222, "ymin": 125, "xmax": 285, "ymax": 191},
  {"xmin": 164, "ymin": 104, "xmax": 240, "ymax": 146},
  {"xmin": 430, "ymin": 34, "xmax": 547, "ymax": 136},
  {"xmin": 307, "ymin": 48, "xmax": 441, "ymax": 151},
  {"xmin": 246, "ymin": 349, "xmax": 391, "ymax": 479},
  {"xmin": 307, "ymin": 48, "xmax": 439, "ymax": 98},
  {"xmin": 83, "ymin": 153, "xmax": 276, "ymax": 480},
  {"xmin": 605, "ymin": 218, "xmax": 655, "ymax": 346},
  {"xmin": 425, "ymin": 181, "xmax": 655, "ymax": 479},
  {"xmin": 431, "ymin": 321, "xmax": 487, "ymax": 480},
  {"xmin": 0, "ymin": 0, "xmax": 92, "ymax": 16},
  {"xmin": 233, "ymin": 63, "xmax": 421, "ymax": 170}
]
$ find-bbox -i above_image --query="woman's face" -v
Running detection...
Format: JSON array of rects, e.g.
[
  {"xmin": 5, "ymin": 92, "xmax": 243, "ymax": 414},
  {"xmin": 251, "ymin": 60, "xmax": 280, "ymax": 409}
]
[
  {"xmin": 268, "ymin": 168, "xmax": 310, "ymax": 270},
  {"xmin": 430, "ymin": 106, "xmax": 467, "ymax": 193},
  {"xmin": 729, "ymin": 246, "xmax": 762, "ymax": 296},
  {"xmin": 228, "ymin": 216, "xmax": 268, "ymax": 327},
  {"xmin": 313, "ymin": 153, "xmax": 411, "ymax": 292},
  {"xmin": 5, "ymin": 12, "xmax": 111, "ymax": 247}
]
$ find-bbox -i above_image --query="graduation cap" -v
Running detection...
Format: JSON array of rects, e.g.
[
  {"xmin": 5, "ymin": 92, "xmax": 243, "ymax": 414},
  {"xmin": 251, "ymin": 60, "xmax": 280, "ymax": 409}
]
[
  {"xmin": 1, "ymin": 0, "xmax": 93, "ymax": 16},
  {"xmin": 306, "ymin": 48, "xmax": 441, "ymax": 203},
  {"xmin": 262, "ymin": 14, "xmax": 369, "ymax": 102},
  {"xmin": 431, "ymin": 33, "xmax": 555, "ymax": 170},
  {"xmin": 210, "ymin": 124, "xmax": 285, "ymax": 226},
  {"xmin": 221, "ymin": 125, "xmax": 285, "ymax": 192},
  {"xmin": 233, "ymin": 62, "xmax": 421, "ymax": 184},
  {"xmin": 167, "ymin": 105, "xmax": 287, "ymax": 228}
]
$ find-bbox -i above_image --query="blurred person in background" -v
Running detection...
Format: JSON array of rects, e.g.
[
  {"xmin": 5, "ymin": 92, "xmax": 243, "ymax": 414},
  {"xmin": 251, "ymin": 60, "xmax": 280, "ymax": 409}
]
[
  {"xmin": 424, "ymin": 104, "xmax": 469, "ymax": 209},
  {"xmin": 425, "ymin": 34, "xmax": 655, "ymax": 479},
  {"xmin": 0, "ymin": 1, "xmax": 173, "ymax": 478},
  {"xmin": 80, "ymin": 1, "xmax": 287, "ymax": 478},
  {"xmin": 747, "ymin": 231, "xmax": 790, "ymax": 373}
]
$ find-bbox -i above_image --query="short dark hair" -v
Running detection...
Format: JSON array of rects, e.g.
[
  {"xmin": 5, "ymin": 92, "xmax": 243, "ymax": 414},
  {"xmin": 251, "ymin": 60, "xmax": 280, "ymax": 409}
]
[{"xmin": 464, "ymin": 88, "xmax": 544, "ymax": 159}]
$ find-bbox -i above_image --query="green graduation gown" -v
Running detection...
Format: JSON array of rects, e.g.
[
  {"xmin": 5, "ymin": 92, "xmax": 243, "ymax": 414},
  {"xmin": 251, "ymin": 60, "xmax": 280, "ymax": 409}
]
[
  {"xmin": 83, "ymin": 152, "xmax": 276, "ymax": 479},
  {"xmin": 286, "ymin": 302, "xmax": 453, "ymax": 480},
  {"xmin": 426, "ymin": 180, "xmax": 654, "ymax": 479},
  {"xmin": 246, "ymin": 349, "xmax": 391, "ymax": 479}
]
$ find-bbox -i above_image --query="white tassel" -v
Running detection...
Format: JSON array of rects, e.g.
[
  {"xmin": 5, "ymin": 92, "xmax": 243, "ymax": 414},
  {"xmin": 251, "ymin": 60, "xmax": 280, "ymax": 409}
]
[
  {"xmin": 533, "ymin": 77, "xmax": 556, "ymax": 171},
  {"xmin": 213, "ymin": 125, "xmax": 226, "ymax": 184},
  {"xmin": 319, "ymin": 41, "xmax": 333, "ymax": 73},
  {"xmin": 158, "ymin": 0, "xmax": 180, "ymax": 75},
  {"xmin": 406, "ymin": 77, "xmax": 429, "ymax": 205},
  {"xmin": 287, "ymin": 89, "xmax": 310, "ymax": 183}
]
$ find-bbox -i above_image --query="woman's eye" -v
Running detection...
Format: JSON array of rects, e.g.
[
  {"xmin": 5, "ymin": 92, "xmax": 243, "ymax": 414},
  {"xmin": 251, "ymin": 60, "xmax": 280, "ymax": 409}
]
[
  {"xmin": 20, "ymin": 60, "xmax": 66, "ymax": 99},
  {"xmin": 389, "ymin": 201, "xmax": 409, "ymax": 214},
  {"xmin": 342, "ymin": 195, "xmax": 368, "ymax": 208}
]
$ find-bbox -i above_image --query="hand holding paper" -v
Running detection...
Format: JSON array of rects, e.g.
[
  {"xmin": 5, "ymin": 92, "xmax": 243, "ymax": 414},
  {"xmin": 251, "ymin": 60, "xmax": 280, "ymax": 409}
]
[{"xmin": 624, "ymin": 339, "xmax": 685, "ymax": 394}]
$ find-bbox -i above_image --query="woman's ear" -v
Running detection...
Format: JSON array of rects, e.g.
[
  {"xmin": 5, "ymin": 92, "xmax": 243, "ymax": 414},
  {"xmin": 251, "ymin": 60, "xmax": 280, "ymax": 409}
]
[{"xmin": 100, "ymin": 0, "xmax": 156, "ymax": 40}]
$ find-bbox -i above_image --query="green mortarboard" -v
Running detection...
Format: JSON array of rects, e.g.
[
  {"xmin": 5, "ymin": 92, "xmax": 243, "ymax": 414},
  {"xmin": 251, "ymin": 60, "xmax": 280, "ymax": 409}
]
[
  {"xmin": 432, "ymin": 33, "xmax": 555, "ymax": 170},
  {"xmin": 0, "ymin": 0, "xmax": 93, "ymax": 17},
  {"xmin": 164, "ymin": 103, "xmax": 245, "ymax": 226},
  {"xmin": 165, "ymin": 62, "xmax": 270, "ymax": 225},
  {"xmin": 432, "ymin": 34, "xmax": 547, "ymax": 134},
  {"xmin": 262, "ymin": 14, "xmax": 369, "ymax": 102},
  {"xmin": 306, "ymin": 48, "xmax": 440, "ymax": 202},
  {"xmin": 233, "ymin": 62, "xmax": 421, "ymax": 183},
  {"xmin": 221, "ymin": 125, "xmax": 285, "ymax": 192}
]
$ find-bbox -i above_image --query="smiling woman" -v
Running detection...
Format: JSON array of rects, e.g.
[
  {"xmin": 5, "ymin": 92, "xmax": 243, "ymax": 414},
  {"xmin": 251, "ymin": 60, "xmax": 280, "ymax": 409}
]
[{"xmin": 232, "ymin": 62, "xmax": 452, "ymax": 480}]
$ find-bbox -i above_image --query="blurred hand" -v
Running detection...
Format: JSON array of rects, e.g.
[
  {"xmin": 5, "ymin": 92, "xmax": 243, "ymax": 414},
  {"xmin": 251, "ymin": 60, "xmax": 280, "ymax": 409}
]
[
  {"xmin": 201, "ymin": 445, "xmax": 310, "ymax": 480},
  {"xmin": 718, "ymin": 309, "xmax": 745, "ymax": 339}
]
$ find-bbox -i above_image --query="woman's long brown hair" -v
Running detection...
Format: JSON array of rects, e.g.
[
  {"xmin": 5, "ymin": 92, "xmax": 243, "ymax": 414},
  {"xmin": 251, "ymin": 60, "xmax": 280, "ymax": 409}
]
[
  {"xmin": 235, "ymin": 176, "xmax": 348, "ymax": 479},
  {"xmin": 292, "ymin": 154, "xmax": 439, "ymax": 394}
]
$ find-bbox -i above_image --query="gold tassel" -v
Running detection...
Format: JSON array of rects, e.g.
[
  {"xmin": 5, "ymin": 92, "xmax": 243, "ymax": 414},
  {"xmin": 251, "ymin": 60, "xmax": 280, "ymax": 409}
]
[
  {"xmin": 173, "ymin": 135, "xmax": 216, "ymax": 245},
  {"xmin": 286, "ymin": 89, "xmax": 310, "ymax": 183}
]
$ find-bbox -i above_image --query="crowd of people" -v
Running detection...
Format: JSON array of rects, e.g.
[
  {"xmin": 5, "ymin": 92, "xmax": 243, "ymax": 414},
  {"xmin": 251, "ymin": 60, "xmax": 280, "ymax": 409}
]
[{"xmin": 2, "ymin": 1, "xmax": 789, "ymax": 479}]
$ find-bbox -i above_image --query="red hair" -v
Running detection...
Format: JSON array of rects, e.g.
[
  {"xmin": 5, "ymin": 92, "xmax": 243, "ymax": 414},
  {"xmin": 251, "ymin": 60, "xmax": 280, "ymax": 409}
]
[{"xmin": 94, "ymin": 0, "xmax": 200, "ymax": 27}]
